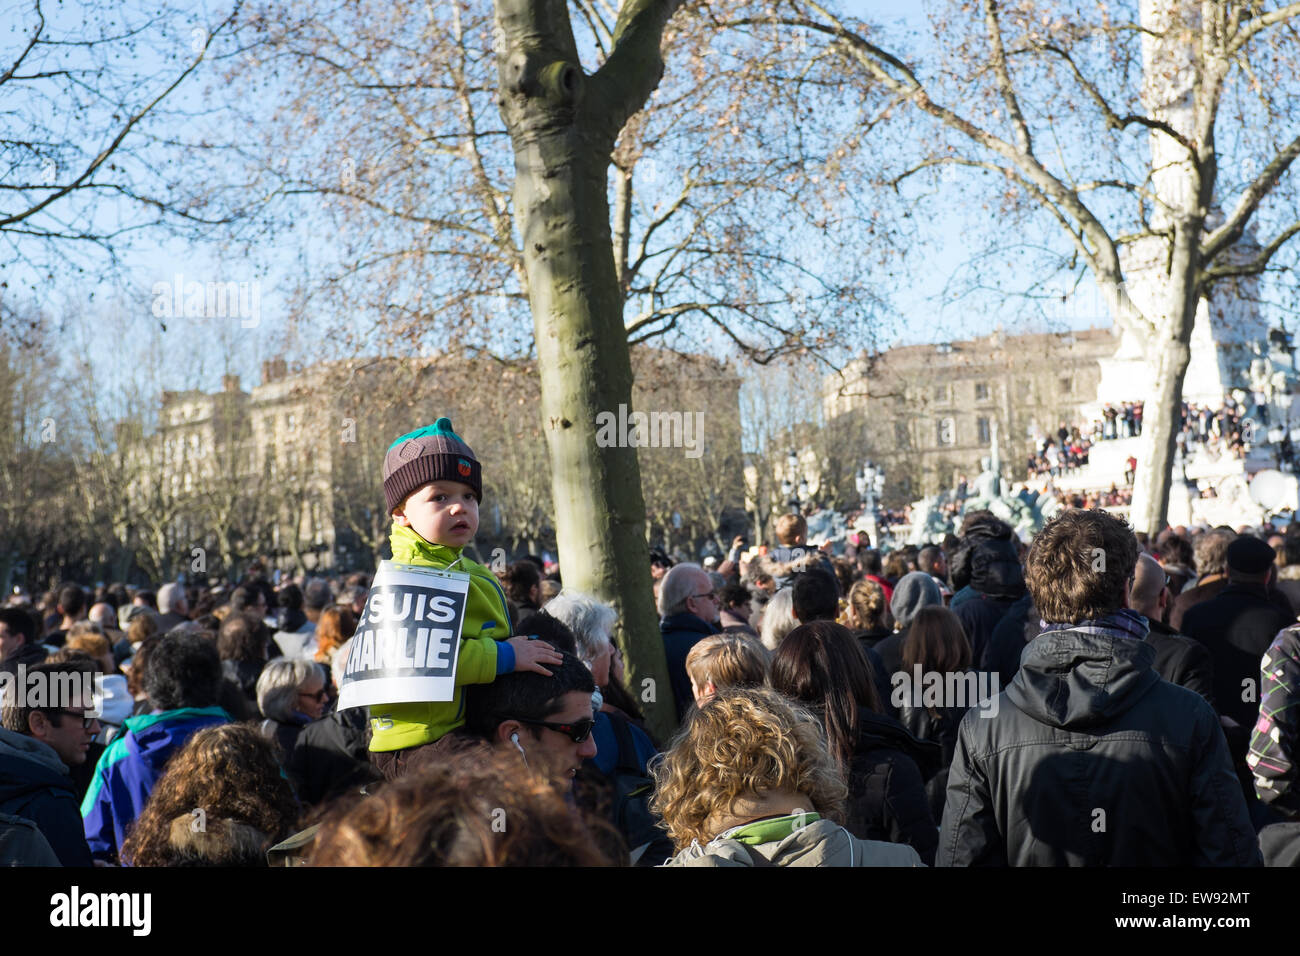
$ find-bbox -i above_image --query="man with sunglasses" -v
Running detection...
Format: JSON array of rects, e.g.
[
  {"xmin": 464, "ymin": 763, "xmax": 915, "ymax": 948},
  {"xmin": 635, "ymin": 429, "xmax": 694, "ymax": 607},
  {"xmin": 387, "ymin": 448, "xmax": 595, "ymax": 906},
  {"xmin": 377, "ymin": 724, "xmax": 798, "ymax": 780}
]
[
  {"xmin": 0, "ymin": 659, "xmax": 99, "ymax": 865},
  {"xmin": 465, "ymin": 652, "xmax": 598, "ymax": 787}
]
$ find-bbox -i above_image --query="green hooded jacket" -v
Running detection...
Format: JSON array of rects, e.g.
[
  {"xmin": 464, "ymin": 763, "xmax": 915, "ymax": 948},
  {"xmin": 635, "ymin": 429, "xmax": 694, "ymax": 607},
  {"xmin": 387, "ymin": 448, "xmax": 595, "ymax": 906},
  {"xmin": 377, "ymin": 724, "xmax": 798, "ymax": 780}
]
[{"xmin": 367, "ymin": 523, "xmax": 512, "ymax": 752}]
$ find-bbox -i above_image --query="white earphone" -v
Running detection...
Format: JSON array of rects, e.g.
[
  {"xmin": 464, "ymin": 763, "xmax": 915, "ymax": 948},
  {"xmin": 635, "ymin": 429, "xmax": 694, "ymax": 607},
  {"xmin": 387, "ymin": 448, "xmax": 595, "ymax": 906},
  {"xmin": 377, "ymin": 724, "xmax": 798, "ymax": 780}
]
[{"xmin": 510, "ymin": 732, "xmax": 526, "ymax": 759}]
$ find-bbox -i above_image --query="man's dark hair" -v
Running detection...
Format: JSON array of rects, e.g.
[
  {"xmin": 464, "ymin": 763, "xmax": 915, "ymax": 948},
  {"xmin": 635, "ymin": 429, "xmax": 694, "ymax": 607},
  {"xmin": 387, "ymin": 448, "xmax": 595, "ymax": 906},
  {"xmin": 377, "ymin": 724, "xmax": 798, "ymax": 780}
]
[
  {"xmin": 521, "ymin": 555, "xmax": 546, "ymax": 573},
  {"xmin": 144, "ymin": 632, "xmax": 222, "ymax": 711},
  {"xmin": 134, "ymin": 589, "xmax": 157, "ymax": 611},
  {"xmin": 1, "ymin": 658, "xmax": 98, "ymax": 735},
  {"xmin": 0, "ymin": 607, "xmax": 36, "ymax": 646},
  {"xmin": 57, "ymin": 585, "xmax": 86, "ymax": 619},
  {"xmin": 720, "ymin": 582, "xmax": 752, "ymax": 610},
  {"xmin": 502, "ymin": 561, "xmax": 542, "ymax": 606},
  {"xmin": 791, "ymin": 568, "xmax": 839, "ymax": 623},
  {"xmin": 277, "ymin": 584, "xmax": 303, "ymax": 612},
  {"xmin": 1158, "ymin": 533, "xmax": 1195, "ymax": 568},
  {"xmin": 1024, "ymin": 509, "xmax": 1138, "ymax": 624},
  {"xmin": 918, "ymin": 546, "xmax": 944, "ymax": 577},
  {"xmin": 463, "ymin": 652, "xmax": 594, "ymax": 741},
  {"xmin": 217, "ymin": 612, "xmax": 271, "ymax": 664},
  {"xmin": 514, "ymin": 612, "xmax": 577, "ymax": 656},
  {"xmin": 229, "ymin": 587, "xmax": 258, "ymax": 612},
  {"xmin": 858, "ymin": 549, "xmax": 883, "ymax": 576}
]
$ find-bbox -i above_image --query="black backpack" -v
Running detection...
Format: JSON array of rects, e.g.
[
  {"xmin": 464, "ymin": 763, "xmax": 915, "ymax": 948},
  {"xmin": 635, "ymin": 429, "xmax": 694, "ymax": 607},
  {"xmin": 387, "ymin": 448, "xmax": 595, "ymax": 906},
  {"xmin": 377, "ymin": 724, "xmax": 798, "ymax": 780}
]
[{"xmin": 606, "ymin": 714, "xmax": 674, "ymax": 867}]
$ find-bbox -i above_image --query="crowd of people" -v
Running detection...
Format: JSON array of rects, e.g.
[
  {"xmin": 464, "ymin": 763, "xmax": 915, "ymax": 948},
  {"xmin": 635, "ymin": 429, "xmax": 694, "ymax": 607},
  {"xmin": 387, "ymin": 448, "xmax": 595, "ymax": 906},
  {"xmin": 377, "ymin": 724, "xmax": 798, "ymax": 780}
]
[{"xmin": 3, "ymin": 414, "xmax": 1300, "ymax": 867}]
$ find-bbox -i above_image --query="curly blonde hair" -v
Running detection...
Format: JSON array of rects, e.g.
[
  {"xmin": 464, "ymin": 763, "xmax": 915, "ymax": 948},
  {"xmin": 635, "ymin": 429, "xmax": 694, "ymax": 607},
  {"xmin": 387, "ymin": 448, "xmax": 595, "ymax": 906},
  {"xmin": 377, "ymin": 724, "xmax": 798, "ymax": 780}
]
[
  {"xmin": 649, "ymin": 686, "xmax": 847, "ymax": 850},
  {"xmin": 846, "ymin": 579, "xmax": 888, "ymax": 630}
]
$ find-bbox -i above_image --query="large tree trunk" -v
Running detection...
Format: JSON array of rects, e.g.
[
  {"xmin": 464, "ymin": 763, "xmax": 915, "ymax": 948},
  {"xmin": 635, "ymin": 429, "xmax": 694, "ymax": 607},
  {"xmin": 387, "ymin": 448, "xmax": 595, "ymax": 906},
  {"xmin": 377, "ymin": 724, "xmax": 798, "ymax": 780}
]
[{"xmin": 495, "ymin": 0, "xmax": 681, "ymax": 741}]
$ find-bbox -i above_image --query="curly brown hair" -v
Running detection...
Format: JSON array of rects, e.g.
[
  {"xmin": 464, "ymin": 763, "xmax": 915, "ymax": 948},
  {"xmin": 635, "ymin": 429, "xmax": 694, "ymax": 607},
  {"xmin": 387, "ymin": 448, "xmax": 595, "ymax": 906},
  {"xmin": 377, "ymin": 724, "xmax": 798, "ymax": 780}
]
[
  {"xmin": 1025, "ymin": 508, "xmax": 1137, "ymax": 624},
  {"xmin": 309, "ymin": 747, "xmax": 616, "ymax": 866},
  {"xmin": 649, "ymin": 686, "xmax": 847, "ymax": 851},
  {"xmin": 120, "ymin": 723, "xmax": 300, "ymax": 866}
]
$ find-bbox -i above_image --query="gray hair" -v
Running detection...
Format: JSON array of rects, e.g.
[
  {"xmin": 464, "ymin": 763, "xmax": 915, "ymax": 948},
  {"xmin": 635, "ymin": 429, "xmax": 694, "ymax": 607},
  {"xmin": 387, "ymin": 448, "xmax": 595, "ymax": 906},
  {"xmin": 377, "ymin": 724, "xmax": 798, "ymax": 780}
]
[
  {"xmin": 88, "ymin": 603, "xmax": 116, "ymax": 629},
  {"xmin": 658, "ymin": 563, "xmax": 706, "ymax": 617},
  {"xmin": 257, "ymin": 658, "xmax": 324, "ymax": 722},
  {"xmin": 759, "ymin": 588, "xmax": 798, "ymax": 652},
  {"xmin": 157, "ymin": 582, "xmax": 187, "ymax": 615},
  {"xmin": 1195, "ymin": 528, "xmax": 1237, "ymax": 578},
  {"xmin": 543, "ymin": 589, "xmax": 617, "ymax": 667}
]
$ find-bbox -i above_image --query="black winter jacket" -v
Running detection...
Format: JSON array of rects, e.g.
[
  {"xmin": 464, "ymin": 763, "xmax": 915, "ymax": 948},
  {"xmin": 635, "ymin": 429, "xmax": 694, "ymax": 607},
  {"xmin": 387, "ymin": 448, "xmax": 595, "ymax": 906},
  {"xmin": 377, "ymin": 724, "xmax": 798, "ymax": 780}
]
[
  {"xmin": 937, "ymin": 624, "xmax": 1261, "ymax": 866},
  {"xmin": 0, "ymin": 727, "xmax": 92, "ymax": 866},
  {"xmin": 844, "ymin": 708, "xmax": 941, "ymax": 865},
  {"xmin": 287, "ymin": 707, "xmax": 381, "ymax": 806}
]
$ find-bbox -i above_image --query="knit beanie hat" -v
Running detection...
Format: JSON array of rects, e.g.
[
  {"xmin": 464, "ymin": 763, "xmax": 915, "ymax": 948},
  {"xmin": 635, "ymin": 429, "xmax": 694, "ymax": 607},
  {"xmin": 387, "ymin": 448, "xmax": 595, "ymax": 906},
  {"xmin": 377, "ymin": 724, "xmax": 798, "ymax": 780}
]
[
  {"xmin": 890, "ymin": 571, "xmax": 942, "ymax": 630},
  {"xmin": 382, "ymin": 418, "xmax": 482, "ymax": 513}
]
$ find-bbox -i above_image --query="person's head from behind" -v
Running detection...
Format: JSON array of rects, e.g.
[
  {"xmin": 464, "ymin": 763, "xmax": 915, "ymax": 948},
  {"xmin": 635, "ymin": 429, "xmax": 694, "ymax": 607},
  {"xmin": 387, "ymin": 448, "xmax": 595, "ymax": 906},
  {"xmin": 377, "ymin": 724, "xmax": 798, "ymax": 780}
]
[
  {"xmin": 657, "ymin": 562, "xmax": 718, "ymax": 624},
  {"xmin": 58, "ymin": 584, "xmax": 87, "ymax": 622},
  {"xmin": 845, "ymin": 579, "xmax": 889, "ymax": 632},
  {"xmin": 502, "ymin": 560, "xmax": 542, "ymax": 608},
  {"xmin": 775, "ymin": 513, "xmax": 807, "ymax": 547},
  {"xmin": 314, "ymin": 606, "xmax": 357, "ymax": 664},
  {"xmin": 229, "ymin": 586, "xmax": 266, "ymax": 617},
  {"xmin": 685, "ymin": 633, "xmax": 770, "ymax": 705},
  {"xmin": 217, "ymin": 611, "xmax": 270, "ymax": 664},
  {"xmin": 890, "ymin": 571, "xmax": 943, "ymax": 632},
  {"xmin": 901, "ymin": 606, "xmax": 971, "ymax": 681},
  {"xmin": 769, "ymin": 620, "xmax": 880, "ymax": 766},
  {"xmin": 1, "ymin": 659, "xmax": 101, "ymax": 767},
  {"xmin": 310, "ymin": 748, "xmax": 613, "ymax": 866},
  {"xmin": 1157, "ymin": 532, "xmax": 1194, "ymax": 569},
  {"xmin": 918, "ymin": 545, "xmax": 947, "ymax": 580},
  {"xmin": 0, "ymin": 606, "xmax": 36, "ymax": 659},
  {"xmin": 144, "ymin": 632, "xmax": 222, "ymax": 712},
  {"xmin": 858, "ymin": 549, "xmax": 883, "ymax": 577},
  {"xmin": 87, "ymin": 602, "xmax": 117, "ymax": 631},
  {"xmin": 1024, "ymin": 509, "xmax": 1137, "ymax": 625},
  {"xmin": 157, "ymin": 582, "xmax": 188, "ymax": 617},
  {"xmin": 1128, "ymin": 553, "xmax": 1170, "ymax": 620},
  {"xmin": 1225, "ymin": 535, "xmax": 1278, "ymax": 588},
  {"xmin": 256, "ymin": 658, "xmax": 327, "ymax": 723},
  {"xmin": 541, "ymin": 589, "xmax": 617, "ymax": 687},
  {"xmin": 119, "ymin": 723, "xmax": 299, "ymax": 867},
  {"xmin": 65, "ymin": 627, "xmax": 114, "ymax": 674},
  {"xmin": 650, "ymin": 686, "xmax": 847, "ymax": 851},
  {"xmin": 383, "ymin": 419, "xmax": 482, "ymax": 548},
  {"xmin": 514, "ymin": 611, "xmax": 578, "ymax": 656},
  {"xmin": 1194, "ymin": 527, "xmax": 1237, "ymax": 578},
  {"xmin": 464, "ymin": 651, "xmax": 597, "ymax": 785},
  {"xmin": 758, "ymin": 587, "xmax": 798, "ymax": 651},
  {"xmin": 791, "ymin": 568, "xmax": 839, "ymax": 624}
]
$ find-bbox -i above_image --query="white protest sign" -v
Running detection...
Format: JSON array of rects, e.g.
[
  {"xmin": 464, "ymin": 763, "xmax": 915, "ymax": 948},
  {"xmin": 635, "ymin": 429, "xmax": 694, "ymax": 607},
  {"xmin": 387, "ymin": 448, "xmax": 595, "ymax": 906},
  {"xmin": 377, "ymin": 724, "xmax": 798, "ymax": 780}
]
[{"xmin": 337, "ymin": 561, "xmax": 470, "ymax": 711}]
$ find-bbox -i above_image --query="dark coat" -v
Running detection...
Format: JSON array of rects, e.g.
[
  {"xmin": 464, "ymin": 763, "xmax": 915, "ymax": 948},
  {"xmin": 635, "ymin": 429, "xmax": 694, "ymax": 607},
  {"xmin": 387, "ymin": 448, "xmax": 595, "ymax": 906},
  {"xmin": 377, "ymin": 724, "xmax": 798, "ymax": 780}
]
[
  {"xmin": 897, "ymin": 699, "xmax": 968, "ymax": 820},
  {"xmin": 0, "ymin": 641, "xmax": 48, "ymax": 676},
  {"xmin": 985, "ymin": 594, "xmax": 1038, "ymax": 687},
  {"xmin": 287, "ymin": 706, "xmax": 380, "ymax": 805},
  {"xmin": 659, "ymin": 612, "xmax": 719, "ymax": 720},
  {"xmin": 0, "ymin": 727, "xmax": 93, "ymax": 867},
  {"xmin": 937, "ymin": 626, "xmax": 1261, "ymax": 866},
  {"xmin": 1179, "ymin": 582, "xmax": 1294, "ymax": 731},
  {"xmin": 844, "ymin": 708, "xmax": 940, "ymax": 866},
  {"xmin": 1172, "ymin": 576, "xmax": 1294, "ymax": 633},
  {"xmin": 1146, "ymin": 619, "xmax": 1215, "ymax": 707}
]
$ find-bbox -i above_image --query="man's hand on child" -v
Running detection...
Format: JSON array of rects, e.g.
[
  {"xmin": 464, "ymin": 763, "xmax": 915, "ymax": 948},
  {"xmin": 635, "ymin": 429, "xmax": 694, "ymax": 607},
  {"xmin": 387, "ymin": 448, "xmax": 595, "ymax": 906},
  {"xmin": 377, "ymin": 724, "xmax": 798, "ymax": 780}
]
[{"xmin": 509, "ymin": 636, "xmax": 563, "ymax": 676}]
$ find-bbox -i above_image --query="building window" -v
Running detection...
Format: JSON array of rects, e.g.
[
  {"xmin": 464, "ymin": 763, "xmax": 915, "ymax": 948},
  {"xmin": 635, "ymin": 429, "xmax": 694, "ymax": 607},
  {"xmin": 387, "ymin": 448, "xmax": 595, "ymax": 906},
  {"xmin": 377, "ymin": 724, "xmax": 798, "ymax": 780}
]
[
  {"xmin": 934, "ymin": 383, "xmax": 953, "ymax": 405},
  {"xmin": 895, "ymin": 422, "xmax": 910, "ymax": 449},
  {"xmin": 1017, "ymin": 380, "xmax": 1032, "ymax": 400},
  {"xmin": 1060, "ymin": 375, "xmax": 1073, "ymax": 395},
  {"xmin": 937, "ymin": 417, "xmax": 956, "ymax": 446},
  {"xmin": 975, "ymin": 382, "xmax": 990, "ymax": 402},
  {"xmin": 977, "ymin": 417, "xmax": 991, "ymax": 444}
]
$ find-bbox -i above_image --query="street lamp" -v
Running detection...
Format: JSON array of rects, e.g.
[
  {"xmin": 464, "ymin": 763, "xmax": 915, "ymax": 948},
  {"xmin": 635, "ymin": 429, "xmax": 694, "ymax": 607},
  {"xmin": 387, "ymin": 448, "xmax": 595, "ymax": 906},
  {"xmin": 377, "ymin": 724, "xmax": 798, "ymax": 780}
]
[{"xmin": 858, "ymin": 460, "xmax": 887, "ymax": 545}]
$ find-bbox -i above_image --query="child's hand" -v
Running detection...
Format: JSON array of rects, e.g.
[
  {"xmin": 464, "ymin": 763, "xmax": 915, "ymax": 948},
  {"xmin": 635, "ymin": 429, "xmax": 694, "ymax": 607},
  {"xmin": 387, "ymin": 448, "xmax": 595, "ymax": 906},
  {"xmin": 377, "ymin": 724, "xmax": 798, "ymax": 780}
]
[{"xmin": 509, "ymin": 636, "xmax": 563, "ymax": 676}]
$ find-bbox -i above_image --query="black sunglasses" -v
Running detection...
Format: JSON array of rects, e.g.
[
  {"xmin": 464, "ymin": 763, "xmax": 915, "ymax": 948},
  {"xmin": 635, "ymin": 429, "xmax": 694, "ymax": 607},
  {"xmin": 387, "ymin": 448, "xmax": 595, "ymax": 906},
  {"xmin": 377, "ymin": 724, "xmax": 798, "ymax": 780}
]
[
  {"xmin": 513, "ymin": 716, "xmax": 596, "ymax": 743},
  {"xmin": 49, "ymin": 709, "xmax": 98, "ymax": 730}
]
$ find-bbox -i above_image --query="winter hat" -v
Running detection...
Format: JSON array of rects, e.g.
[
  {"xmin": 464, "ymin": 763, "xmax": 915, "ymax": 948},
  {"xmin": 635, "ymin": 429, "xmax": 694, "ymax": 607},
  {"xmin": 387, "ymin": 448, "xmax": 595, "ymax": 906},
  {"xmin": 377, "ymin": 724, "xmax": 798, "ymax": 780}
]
[
  {"xmin": 890, "ymin": 571, "xmax": 942, "ymax": 630},
  {"xmin": 383, "ymin": 417, "xmax": 482, "ymax": 513},
  {"xmin": 1226, "ymin": 535, "xmax": 1275, "ymax": 577}
]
